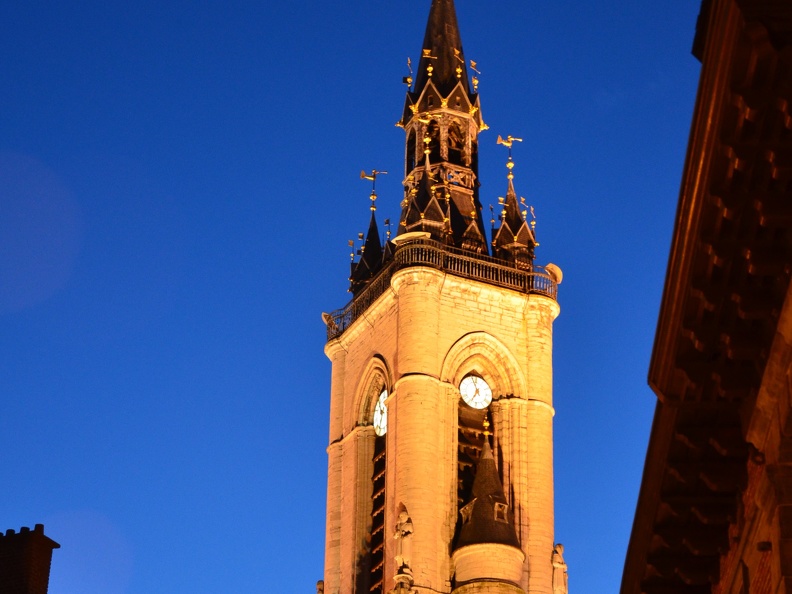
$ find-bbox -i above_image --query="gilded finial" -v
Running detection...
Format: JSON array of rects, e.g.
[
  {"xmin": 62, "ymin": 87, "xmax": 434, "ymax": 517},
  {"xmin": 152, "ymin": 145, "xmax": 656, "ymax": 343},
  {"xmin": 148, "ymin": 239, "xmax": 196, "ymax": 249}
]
[
  {"xmin": 483, "ymin": 415, "xmax": 491, "ymax": 438},
  {"xmin": 422, "ymin": 48, "xmax": 437, "ymax": 79}
]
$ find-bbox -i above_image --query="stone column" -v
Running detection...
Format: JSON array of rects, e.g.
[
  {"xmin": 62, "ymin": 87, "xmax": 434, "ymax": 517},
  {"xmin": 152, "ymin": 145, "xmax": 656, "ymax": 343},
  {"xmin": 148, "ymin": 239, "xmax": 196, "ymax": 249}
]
[
  {"xmin": 323, "ymin": 341, "xmax": 346, "ymax": 593},
  {"xmin": 387, "ymin": 267, "xmax": 455, "ymax": 592},
  {"xmin": 514, "ymin": 294, "xmax": 560, "ymax": 594}
]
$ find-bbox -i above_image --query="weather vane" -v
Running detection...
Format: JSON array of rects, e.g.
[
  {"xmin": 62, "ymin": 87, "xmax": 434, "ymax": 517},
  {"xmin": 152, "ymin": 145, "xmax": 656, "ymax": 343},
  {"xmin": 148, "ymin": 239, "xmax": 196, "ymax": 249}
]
[
  {"xmin": 453, "ymin": 48, "xmax": 464, "ymax": 79},
  {"xmin": 496, "ymin": 134, "xmax": 523, "ymax": 156},
  {"xmin": 403, "ymin": 57, "xmax": 413, "ymax": 89},
  {"xmin": 497, "ymin": 134, "xmax": 523, "ymax": 191},
  {"xmin": 360, "ymin": 169, "xmax": 388, "ymax": 210},
  {"xmin": 470, "ymin": 59, "xmax": 480, "ymax": 91}
]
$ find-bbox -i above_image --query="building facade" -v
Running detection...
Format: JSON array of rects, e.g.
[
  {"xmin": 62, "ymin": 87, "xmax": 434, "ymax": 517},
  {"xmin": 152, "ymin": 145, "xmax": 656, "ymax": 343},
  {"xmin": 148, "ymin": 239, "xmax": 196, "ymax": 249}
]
[
  {"xmin": 621, "ymin": 1, "xmax": 792, "ymax": 593},
  {"xmin": 321, "ymin": 2, "xmax": 566, "ymax": 593}
]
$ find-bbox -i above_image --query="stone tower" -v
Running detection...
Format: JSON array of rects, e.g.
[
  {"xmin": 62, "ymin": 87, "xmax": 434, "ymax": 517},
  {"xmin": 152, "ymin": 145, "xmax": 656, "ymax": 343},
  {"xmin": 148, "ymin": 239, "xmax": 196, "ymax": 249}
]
[{"xmin": 321, "ymin": 2, "xmax": 564, "ymax": 594}]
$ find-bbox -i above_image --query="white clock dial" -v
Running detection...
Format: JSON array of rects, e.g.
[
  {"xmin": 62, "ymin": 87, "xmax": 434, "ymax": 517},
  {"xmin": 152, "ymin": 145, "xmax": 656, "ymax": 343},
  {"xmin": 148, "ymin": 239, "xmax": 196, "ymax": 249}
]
[
  {"xmin": 373, "ymin": 389, "xmax": 388, "ymax": 436},
  {"xmin": 459, "ymin": 375, "xmax": 492, "ymax": 409}
]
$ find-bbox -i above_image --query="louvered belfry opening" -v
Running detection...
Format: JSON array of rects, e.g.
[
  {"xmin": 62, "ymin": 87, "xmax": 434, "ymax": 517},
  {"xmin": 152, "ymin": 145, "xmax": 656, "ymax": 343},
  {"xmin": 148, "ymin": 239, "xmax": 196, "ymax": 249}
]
[{"xmin": 369, "ymin": 434, "xmax": 387, "ymax": 593}]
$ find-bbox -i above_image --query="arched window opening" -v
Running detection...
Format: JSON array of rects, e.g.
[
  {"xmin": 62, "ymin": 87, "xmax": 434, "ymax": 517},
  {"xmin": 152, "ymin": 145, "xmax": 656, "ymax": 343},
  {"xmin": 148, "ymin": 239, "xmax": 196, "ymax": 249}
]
[
  {"xmin": 363, "ymin": 382, "xmax": 387, "ymax": 594},
  {"xmin": 406, "ymin": 131, "xmax": 416, "ymax": 174},
  {"xmin": 448, "ymin": 122, "xmax": 464, "ymax": 166},
  {"xmin": 428, "ymin": 120, "xmax": 441, "ymax": 163},
  {"xmin": 454, "ymin": 398, "xmax": 489, "ymax": 545},
  {"xmin": 369, "ymin": 431, "xmax": 386, "ymax": 593},
  {"xmin": 353, "ymin": 366, "xmax": 390, "ymax": 594},
  {"xmin": 457, "ymin": 401, "xmax": 488, "ymax": 506}
]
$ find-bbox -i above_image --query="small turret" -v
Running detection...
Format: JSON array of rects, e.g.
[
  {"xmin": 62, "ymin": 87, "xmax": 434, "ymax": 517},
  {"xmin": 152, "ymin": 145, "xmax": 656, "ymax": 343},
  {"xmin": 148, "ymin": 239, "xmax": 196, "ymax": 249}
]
[
  {"xmin": 350, "ymin": 171, "xmax": 388, "ymax": 296},
  {"xmin": 492, "ymin": 136, "xmax": 536, "ymax": 269},
  {"xmin": 350, "ymin": 211, "xmax": 383, "ymax": 295}
]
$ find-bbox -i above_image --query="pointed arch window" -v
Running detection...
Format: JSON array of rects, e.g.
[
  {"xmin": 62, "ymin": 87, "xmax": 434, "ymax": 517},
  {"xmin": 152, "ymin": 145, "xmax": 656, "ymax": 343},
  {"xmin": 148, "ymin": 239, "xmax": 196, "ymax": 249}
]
[
  {"xmin": 427, "ymin": 120, "xmax": 441, "ymax": 163},
  {"xmin": 359, "ymin": 378, "xmax": 388, "ymax": 594},
  {"xmin": 448, "ymin": 122, "xmax": 464, "ymax": 166},
  {"xmin": 369, "ymin": 428, "xmax": 386, "ymax": 594},
  {"xmin": 406, "ymin": 130, "xmax": 417, "ymax": 174}
]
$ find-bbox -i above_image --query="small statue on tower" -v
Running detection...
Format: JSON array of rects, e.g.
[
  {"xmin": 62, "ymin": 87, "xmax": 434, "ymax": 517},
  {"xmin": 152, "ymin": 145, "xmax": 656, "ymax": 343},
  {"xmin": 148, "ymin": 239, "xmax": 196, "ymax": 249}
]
[
  {"xmin": 388, "ymin": 508, "xmax": 417, "ymax": 594},
  {"xmin": 393, "ymin": 510, "xmax": 414, "ymax": 577},
  {"xmin": 552, "ymin": 543, "xmax": 569, "ymax": 594}
]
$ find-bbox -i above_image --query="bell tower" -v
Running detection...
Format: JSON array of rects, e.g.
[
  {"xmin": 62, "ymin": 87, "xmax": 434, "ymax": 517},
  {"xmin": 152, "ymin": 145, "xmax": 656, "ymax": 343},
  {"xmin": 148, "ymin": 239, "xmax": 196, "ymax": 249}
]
[{"xmin": 321, "ymin": 2, "xmax": 565, "ymax": 594}]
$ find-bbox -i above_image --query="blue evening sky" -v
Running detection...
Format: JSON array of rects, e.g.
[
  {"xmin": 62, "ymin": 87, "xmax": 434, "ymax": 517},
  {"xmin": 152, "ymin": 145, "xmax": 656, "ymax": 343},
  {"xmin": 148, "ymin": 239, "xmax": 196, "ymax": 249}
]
[{"xmin": 1, "ymin": 1, "xmax": 701, "ymax": 592}]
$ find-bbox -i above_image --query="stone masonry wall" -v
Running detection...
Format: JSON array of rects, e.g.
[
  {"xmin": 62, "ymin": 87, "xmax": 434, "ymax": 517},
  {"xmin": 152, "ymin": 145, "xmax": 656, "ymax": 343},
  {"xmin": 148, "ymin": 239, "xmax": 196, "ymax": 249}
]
[{"xmin": 323, "ymin": 265, "xmax": 560, "ymax": 594}]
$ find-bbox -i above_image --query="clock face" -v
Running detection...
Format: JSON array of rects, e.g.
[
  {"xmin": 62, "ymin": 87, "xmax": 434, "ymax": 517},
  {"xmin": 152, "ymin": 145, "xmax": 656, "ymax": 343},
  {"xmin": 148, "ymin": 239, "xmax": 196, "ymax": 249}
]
[
  {"xmin": 373, "ymin": 389, "xmax": 388, "ymax": 436},
  {"xmin": 459, "ymin": 375, "xmax": 492, "ymax": 409}
]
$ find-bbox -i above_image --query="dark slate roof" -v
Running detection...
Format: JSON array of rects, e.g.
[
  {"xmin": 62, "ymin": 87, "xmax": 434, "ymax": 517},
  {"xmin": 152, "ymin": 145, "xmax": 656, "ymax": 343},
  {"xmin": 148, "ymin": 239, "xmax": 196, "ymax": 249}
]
[
  {"xmin": 493, "ymin": 173, "xmax": 536, "ymax": 265},
  {"xmin": 414, "ymin": 0, "xmax": 471, "ymax": 98},
  {"xmin": 455, "ymin": 441, "xmax": 521, "ymax": 549},
  {"xmin": 350, "ymin": 211, "xmax": 383, "ymax": 295}
]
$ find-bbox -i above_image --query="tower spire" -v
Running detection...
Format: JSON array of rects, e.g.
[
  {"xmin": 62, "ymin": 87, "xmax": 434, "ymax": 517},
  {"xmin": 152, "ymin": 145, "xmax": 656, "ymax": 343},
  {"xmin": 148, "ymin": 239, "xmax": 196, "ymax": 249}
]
[
  {"xmin": 413, "ymin": 0, "xmax": 471, "ymax": 98},
  {"xmin": 398, "ymin": 0, "xmax": 488, "ymax": 254}
]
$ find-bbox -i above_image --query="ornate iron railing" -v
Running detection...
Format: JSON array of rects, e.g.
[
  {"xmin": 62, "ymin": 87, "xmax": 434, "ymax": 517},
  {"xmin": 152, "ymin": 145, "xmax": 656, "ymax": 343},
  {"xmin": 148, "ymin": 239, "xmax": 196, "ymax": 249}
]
[{"xmin": 325, "ymin": 238, "xmax": 558, "ymax": 341}]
